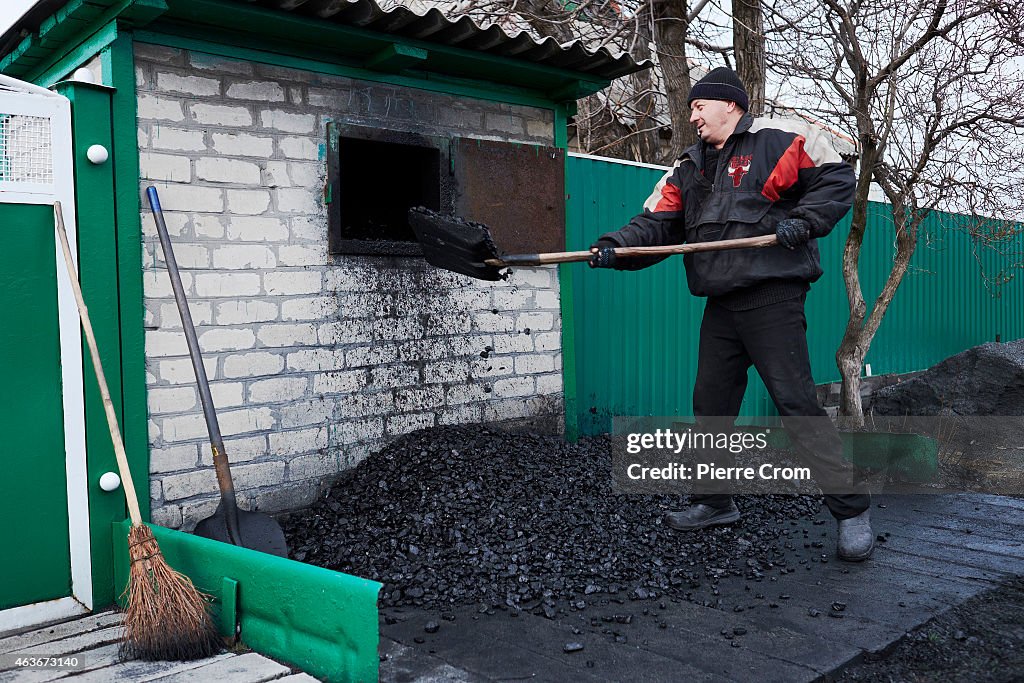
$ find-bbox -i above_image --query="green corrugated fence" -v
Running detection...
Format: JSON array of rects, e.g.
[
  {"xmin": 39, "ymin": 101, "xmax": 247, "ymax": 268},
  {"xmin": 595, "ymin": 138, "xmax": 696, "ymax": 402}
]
[{"xmin": 563, "ymin": 152, "xmax": 1024, "ymax": 436}]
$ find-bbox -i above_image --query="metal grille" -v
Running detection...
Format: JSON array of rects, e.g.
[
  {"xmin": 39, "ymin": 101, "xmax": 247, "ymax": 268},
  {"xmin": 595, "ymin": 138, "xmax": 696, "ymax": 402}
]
[{"xmin": 0, "ymin": 113, "xmax": 53, "ymax": 185}]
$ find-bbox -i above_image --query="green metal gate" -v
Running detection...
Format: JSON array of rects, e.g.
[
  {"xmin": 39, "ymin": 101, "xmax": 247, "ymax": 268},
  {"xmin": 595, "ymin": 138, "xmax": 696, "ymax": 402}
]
[{"xmin": 564, "ymin": 152, "xmax": 1024, "ymax": 437}]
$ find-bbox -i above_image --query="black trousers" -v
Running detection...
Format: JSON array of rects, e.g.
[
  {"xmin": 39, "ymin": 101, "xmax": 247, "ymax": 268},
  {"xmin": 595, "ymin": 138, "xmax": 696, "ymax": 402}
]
[{"xmin": 690, "ymin": 295, "xmax": 870, "ymax": 520}]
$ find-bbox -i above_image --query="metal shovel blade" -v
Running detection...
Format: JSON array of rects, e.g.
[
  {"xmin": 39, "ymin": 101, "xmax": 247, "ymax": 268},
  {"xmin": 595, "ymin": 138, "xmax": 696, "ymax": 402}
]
[
  {"xmin": 407, "ymin": 207, "xmax": 506, "ymax": 281},
  {"xmin": 194, "ymin": 502, "xmax": 289, "ymax": 557}
]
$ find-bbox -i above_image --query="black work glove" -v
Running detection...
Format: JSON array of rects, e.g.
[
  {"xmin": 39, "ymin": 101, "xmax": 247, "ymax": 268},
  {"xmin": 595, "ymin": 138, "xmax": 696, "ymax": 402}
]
[
  {"xmin": 775, "ymin": 218, "xmax": 811, "ymax": 250},
  {"xmin": 589, "ymin": 239, "xmax": 618, "ymax": 269}
]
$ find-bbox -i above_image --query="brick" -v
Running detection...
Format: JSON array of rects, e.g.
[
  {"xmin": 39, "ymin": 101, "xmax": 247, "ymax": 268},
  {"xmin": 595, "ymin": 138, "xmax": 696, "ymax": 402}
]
[
  {"xmin": 256, "ymin": 322, "xmax": 317, "ymax": 347},
  {"xmin": 423, "ymin": 359, "xmax": 471, "ymax": 384},
  {"xmin": 196, "ymin": 157, "xmax": 261, "ymax": 184},
  {"xmin": 211, "ymin": 132, "xmax": 274, "ymax": 157},
  {"xmin": 394, "ymin": 386, "xmax": 445, "ymax": 412},
  {"xmin": 306, "ymin": 86, "xmax": 349, "ymax": 108},
  {"xmin": 290, "ymin": 216, "xmax": 325, "ymax": 241},
  {"xmin": 135, "ymin": 43, "xmax": 184, "ymax": 64},
  {"xmin": 181, "ymin": 498, "xmax": 220, "ymax": 529},
  {"xmin": 226, "ymin": 189, "xmax": 271, "ymax": 214},
  {"xmin": 195, "ymin": 272, "xmax": 261, "ymax": 296},
  {"xmin": 159, "ymin": 301, "xmax": 212, "ymax": 329},
  {"xmin": 511, "ymin": 269, "xmax": 551, "ymax": 288},
  {"xmin": 536, "ymin": 373, "xmax": 562, "ymax": 394},
  {"xmin": 517, "ymin": 312, "xmax": 554, "ymax": 331},
  {"xmin": 190, "ymin": 103, "xmax": 252, "ymax": 126},
  {"xmin": 278, "ymin": 244, "xmax": 325, "ymax": 266},
  {"xmin": 216, "ymin": 300, "xmax": 278, "ymax": 324},
  {"xmin": 492, "ymin": 333, "xmax": 534, "ymax": 354},
  {"xmin": 226, "ymin": 216, "xmax": 289, "ymax": 241},
  {"xmin": 227, "ymin": 80, "xmax": 285, "ymax": 101},
  {"xmin": 146, "ymin": 330, "xmax": 189, "ymax": 358},
  {"xmin": 333, "ymin": 418, "xmax": 384, "ymax": 444},
  {"xmin": 141, "ymin": 209, "xmax": 188, "ymax": 237},
  {"xmin": 438, "ymin": 404, "xmax": 483, "ymax": 426},
  {"xmin": 259, "ymin": 109, "xmax": 315, "ymax": 133},
  {"xmin": 445, "ymin": 383, "xmax": 488, "ymax": 404},
  {"xmin": 193, "ymin": 215, "xmax": 225, "ymax": 238},
  {"xmin": 526, "ymin": 119, "xmax": 553, "ymax": 139},
  {"xmin": 218, "ymin": 407, "xmax": 275, "ymax": 436},
  {"xmin": 287, "ymin": 348, "xmax": 344, "ymax": 372},
  {"xmin": 438, "ymin": 107, "xmax": 482, "ymax": 129},
  {"xmin": 231, "ymin": 461, "xmax": 286, "ymax": 489},
  {"xmin": 514, "ymin": 354, "xmax": 555, "ymax": 374},
  {"xmin": 484, "ymin": 112, "xmax": 522, "ymax": 134},
  {"xmin": 151, "ymin": 127, "xmax": 206, "ymax": 152},
  {"xmin": 493, "ymin": 376, "xmax": 534, "ymax": 397},
  {"xmin": 474, "ymin": 311, "xmax": 515, "ymax": 333},
  {"xmin": 148, "ymin": 386, "xmax": 196, "ymax": 414},
  {"xmin": 138, "ymin": 94, "xmax": 185, "ymax": 121},
  {"xmin": 372, "ymin": 316, "xmax": 423, "ymax": 341},
  {"xmin": 312, "ymin": 370, "xmax": 366, "ymax": 394},
  {"xmin": 264, "ymin": 271, "xmax": 323, "ymax": 295},
  {"xmin": 284, "ymin": 162, "xmax": 322, "ymax": 187},
  {"xmin": 288, "ymin": 452, "xmax": 335, "ymax": 480},
  {"xmin": 249, "ymin": 376, "xmax": 309, "ymax": 403},
  {"xmin": 470, "ymin": 357, "xmax": 512, "ymax": 378},
  {"xmin": 276, "ymin": 188, "xmax": 319, "ymax": 213},
  {"xmin": 535, "ymin": 290, "xmax": 560, "ymax": 309},
  {"xmin": 336, "ymin": 391, "xmax": 394, "ymax": 419},
  {"xmin": 157, "ymin": 72, "xmax": 220, "ymax": 96},
  {"xmin": 210, "ymin": 382, "xmax": 245, "ymax": 408},
  {"xmin": 491, "ymin": 290, "xmax": 532, "ymax": 310},
  {"xmin": 150, "ymin": 444, "xmax": 200, "ymax": 473},
  {"xmin": 281, "ymin": 399, "xmax": 332, "ymax": 428},
  {"xmin": 151, "ymin": 505, "xmax": 183, "ymax": 529},
  {"xmin": 156, "ymin": 242, "xmax": 208, "ymax": 268},
  {"xmin": 223, "ymin": 351, "xmax": 285, "ymax": 378},
  {"xmin": 267, "ymin": 426, "xmax": 328, "ymax": 458},
  {"xmin": 281, "ymin": 296, "xmax": 338, "ymax": 321},
  {"xmin": 317, "ymin": 320, "xmax": 373, "ymax": 345},
  {"xmin": 534, "ymin": 331, "xmax": 561, "ymax": 351},
  {"xmin": 147, "ymin": 182, "xmax": 222, "ymax": 212},
  {"xmin": 368, "ymin": 363, "xmax": 421, "ymax": 388},
  {"xmin": 264, "ymin": 161, "xmax": 291, "ymax": 188},
  {"xmin": 250, "ymin": 481, "xmax": 318, "ymax": 514},
  {"xmin": 212, "ymin": 244, "xmax": 277, "ymax": 269},
  {"xmin": 279, "ymin": 136, "xmax": 319, "ymax": 160},
  {"xmin": 198, "ymin": 328, "xmax": 256, "ymax": 352},
  {"xmin": 387, "ymin": 412, "xmax": 435, "ymax": 435},
  {"xmin": 158, "ymin": 357, "xmax": 217, "ymax": 384},
  {"xmin": 163, "ymin": 469, "xmax": 219, "ymax": 501},
  {"xmin": 162, "ymin": 413, "xmax": 210, "ymax": 442},
  {"xmin": 214, "ymin": 435, "xmax": 268, "ymax": 463},
  {"xmin": 345, "ymin": 345, "xmax": 398, "ymax": 368},
  {"xmin": 189, "ymin": 52, "xmax": 252, "ymax": 75}
]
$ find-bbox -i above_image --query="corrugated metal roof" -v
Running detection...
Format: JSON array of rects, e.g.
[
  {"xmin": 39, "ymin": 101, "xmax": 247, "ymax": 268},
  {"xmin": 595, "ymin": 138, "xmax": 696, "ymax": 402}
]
[{"xmin": 235, "ymin": 0, "xmax": 651, "ymax": 80}]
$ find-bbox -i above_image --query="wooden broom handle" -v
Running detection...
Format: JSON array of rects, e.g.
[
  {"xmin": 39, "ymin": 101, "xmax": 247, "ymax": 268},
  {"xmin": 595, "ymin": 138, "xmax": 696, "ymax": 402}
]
[
  {"xmin": 486, "ymin": 234, "xmax": 779, "ymax": 267},
  {"xmin": 54, "ymin": 202, "xmax": 143, "ymax": 526}
]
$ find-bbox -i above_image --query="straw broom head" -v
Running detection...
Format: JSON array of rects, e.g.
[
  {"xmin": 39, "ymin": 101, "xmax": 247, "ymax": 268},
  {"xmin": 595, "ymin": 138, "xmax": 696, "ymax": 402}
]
[{"xmin": 120, "ymin": 524, "xmax": 224, "ymax": 661}]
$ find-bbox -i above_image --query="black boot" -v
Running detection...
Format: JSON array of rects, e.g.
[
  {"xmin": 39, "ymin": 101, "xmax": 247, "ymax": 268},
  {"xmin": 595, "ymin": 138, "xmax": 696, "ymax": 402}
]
[{"xmin": 664, "ymin": 502, "xmax": 741, "ymax": 531}]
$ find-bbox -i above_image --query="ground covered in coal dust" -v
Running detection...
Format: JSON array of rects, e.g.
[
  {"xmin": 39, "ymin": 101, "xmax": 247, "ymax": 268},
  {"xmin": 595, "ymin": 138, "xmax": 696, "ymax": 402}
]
[
  {"xmin": 282, "ymin": 426, "xmax": 824, "ymax": 614},
  {"xmin": 834, "ymin": 575, "xmax": 1024, "ymax": 683}
]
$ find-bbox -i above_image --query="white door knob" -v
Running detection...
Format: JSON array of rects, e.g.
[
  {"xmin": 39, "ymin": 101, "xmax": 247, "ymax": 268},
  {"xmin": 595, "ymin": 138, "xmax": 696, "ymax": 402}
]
[{"xmin": 99, "ymin": 472, "xmax": 121, "ymax": 492}]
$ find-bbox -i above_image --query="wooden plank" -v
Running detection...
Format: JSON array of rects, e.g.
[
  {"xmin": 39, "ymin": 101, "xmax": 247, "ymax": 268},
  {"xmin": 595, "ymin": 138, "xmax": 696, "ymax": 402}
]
[
  {"xmin": 0, "ymin": 612, "xmax": 121, "ymax": 655},
  {"xmin": 64, "ymin": 652, "xmax": 235, "ymax": 683},
  {"xmin": 0, "ymin": 643, "xmax": 119, "ymax": 683},
  {"xmin": 145, "ymin": 653, "xmax": 290, "ymax": 683},
  {"xmin": 5, "ymin": 627, "xmax": 121, "ymax": 660}
]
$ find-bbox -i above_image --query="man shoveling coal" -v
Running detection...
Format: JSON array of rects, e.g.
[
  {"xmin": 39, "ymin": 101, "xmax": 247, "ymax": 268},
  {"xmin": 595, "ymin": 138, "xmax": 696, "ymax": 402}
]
[{"xmin": 589, "ymin": 67, "xmax": 873, "ymax": 562}]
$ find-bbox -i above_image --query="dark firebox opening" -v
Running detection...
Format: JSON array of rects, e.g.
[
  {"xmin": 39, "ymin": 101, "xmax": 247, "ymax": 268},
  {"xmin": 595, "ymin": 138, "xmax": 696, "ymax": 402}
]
[{"xmin": 329, "ymin": 125, "xmax": 450, "ymax": 256}]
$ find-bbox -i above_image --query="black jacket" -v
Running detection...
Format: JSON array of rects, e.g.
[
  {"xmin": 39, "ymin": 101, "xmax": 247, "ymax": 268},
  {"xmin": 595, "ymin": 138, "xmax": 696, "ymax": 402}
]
[{"xmin": 597, "ymin": 114, "xmax": 856, "ymax": 298}]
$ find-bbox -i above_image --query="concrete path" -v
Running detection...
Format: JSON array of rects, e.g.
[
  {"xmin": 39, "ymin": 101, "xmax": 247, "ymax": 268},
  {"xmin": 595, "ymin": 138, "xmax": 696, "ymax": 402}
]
[
  {"xmin": 379, "ymin": 493, "xmax": 1024, "ymax": 682},
  {"xmin": 0, "ymin": 612, "xmax": 315, "ymax": 683}
]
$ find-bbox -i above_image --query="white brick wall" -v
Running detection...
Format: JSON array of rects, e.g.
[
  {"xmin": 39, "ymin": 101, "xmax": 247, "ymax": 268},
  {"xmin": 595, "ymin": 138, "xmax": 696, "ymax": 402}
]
[{"xmin": 136, "ymin": 44, "xmax": 564, "ymax": 528}]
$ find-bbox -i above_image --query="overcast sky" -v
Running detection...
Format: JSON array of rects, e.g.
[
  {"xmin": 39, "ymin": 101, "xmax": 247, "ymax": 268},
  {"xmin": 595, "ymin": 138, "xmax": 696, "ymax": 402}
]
[{"xmin": 0, "ymin": 0, "xmax": 39, "ymax": 37}]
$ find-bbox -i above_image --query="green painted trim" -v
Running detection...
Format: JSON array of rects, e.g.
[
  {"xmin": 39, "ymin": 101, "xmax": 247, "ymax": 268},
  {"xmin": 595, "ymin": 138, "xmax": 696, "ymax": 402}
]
[
  {"xmin": 134, "ymin": 29, "xmax": 566, "ymax": 110},
  {"xmin": 113, "ymin": 521, "xmax": 382, "ymax": 683},
  {"xmin": 55, "ymin": 80, "xmax": 127, "ymax": 609},
  {"xmin": 159, "ymin": 0, "xmax": 607, "ymax": 99},
  {"xmin": 108, "ymin": 33, "xmax": 149, "ymax": 524},
  {"xmin": 31, "ymin": 20, "xmax": 118, "ymax": 88},
  {"xmin": 366, "ymin": 43, "xmax": 428, "ymax": 72}
]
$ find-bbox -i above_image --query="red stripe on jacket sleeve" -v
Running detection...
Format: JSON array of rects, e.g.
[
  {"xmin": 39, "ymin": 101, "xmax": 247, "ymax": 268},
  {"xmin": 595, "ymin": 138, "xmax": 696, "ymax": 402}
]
[
  {"xmin": 653, "ymin": 181, "xmax": 683, "ymax": 212},
  {"xmin": 762, "ymin": 136, "xmax": 814, "ymax": 202}
]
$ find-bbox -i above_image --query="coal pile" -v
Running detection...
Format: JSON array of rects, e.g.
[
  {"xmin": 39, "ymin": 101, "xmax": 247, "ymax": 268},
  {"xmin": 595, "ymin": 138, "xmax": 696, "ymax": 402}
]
[
  {"xmin": 282, "ymin": 426, "xmax": 823, "ymax": 613},
  {"xmin": 872, "ymin": 339, "xmax": 1024, "ymax": 416}
]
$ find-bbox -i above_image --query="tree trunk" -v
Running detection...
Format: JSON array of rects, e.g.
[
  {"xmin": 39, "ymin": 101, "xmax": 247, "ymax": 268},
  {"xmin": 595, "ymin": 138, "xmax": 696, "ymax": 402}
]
[
  {"xmin": 655, "ymin": 0, "xmax": 696, "ymax": 158},
  {"xmin": 732, "ymin": 0, "xmax": 765, "ymax": 116}
]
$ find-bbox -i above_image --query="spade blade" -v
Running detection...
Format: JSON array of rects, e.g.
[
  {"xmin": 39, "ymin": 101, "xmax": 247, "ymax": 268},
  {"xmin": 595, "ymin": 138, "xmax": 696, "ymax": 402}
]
[{"xmin": 407, "ymin": 207, "xmax": 505, "ymax": 281}]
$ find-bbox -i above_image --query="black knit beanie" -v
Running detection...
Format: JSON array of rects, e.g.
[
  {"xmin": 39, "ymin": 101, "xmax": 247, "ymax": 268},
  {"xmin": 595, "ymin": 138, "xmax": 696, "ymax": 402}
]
[{"xmin": 687, "ymin": 67, "xmax": 749, "ymax": 112}]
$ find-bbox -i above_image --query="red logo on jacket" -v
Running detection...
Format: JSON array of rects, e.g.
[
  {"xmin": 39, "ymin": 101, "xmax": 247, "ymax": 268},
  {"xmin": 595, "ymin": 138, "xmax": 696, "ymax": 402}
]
[{"xmin": 728, "ymin": 155, "xmax": 753, "ymax": 187}]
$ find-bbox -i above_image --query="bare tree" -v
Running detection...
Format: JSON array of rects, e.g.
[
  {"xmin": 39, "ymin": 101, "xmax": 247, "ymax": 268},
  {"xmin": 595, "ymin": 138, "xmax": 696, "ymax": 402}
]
[
  {"xmin": 733, "ymin": 0, "xmax": 765, "ymax": 115},
  {"xmin": 766, "ymin": 0, "xmax": 1024, "ymax": 424}
]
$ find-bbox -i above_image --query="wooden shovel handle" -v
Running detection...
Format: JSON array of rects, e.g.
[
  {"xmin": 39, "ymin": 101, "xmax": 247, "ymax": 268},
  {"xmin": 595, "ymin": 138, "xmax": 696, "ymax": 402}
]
[
  {"xmin": 486, "ymin": 234, "xmax": 779, "ymax": 267},
  {"xmin": 54, "ymin": 202, "xmax": 144, "ymax": 526}
]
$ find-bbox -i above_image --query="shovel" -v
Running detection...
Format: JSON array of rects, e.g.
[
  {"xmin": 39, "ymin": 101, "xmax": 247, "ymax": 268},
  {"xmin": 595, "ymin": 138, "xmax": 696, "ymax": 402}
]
[
  {"xmin": 147, "ymin": 186, "xmax": 288, "ymax": 557},
  {"xmin": 407, "ymin": 207, "xmax": 779, "ymax": 281}
]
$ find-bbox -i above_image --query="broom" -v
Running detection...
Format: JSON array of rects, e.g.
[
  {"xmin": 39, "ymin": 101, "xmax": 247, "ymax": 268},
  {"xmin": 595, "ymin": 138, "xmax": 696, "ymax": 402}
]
[{"xmin": 53, "ymin": 202, "xmax": 222, "ymax": 660}]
